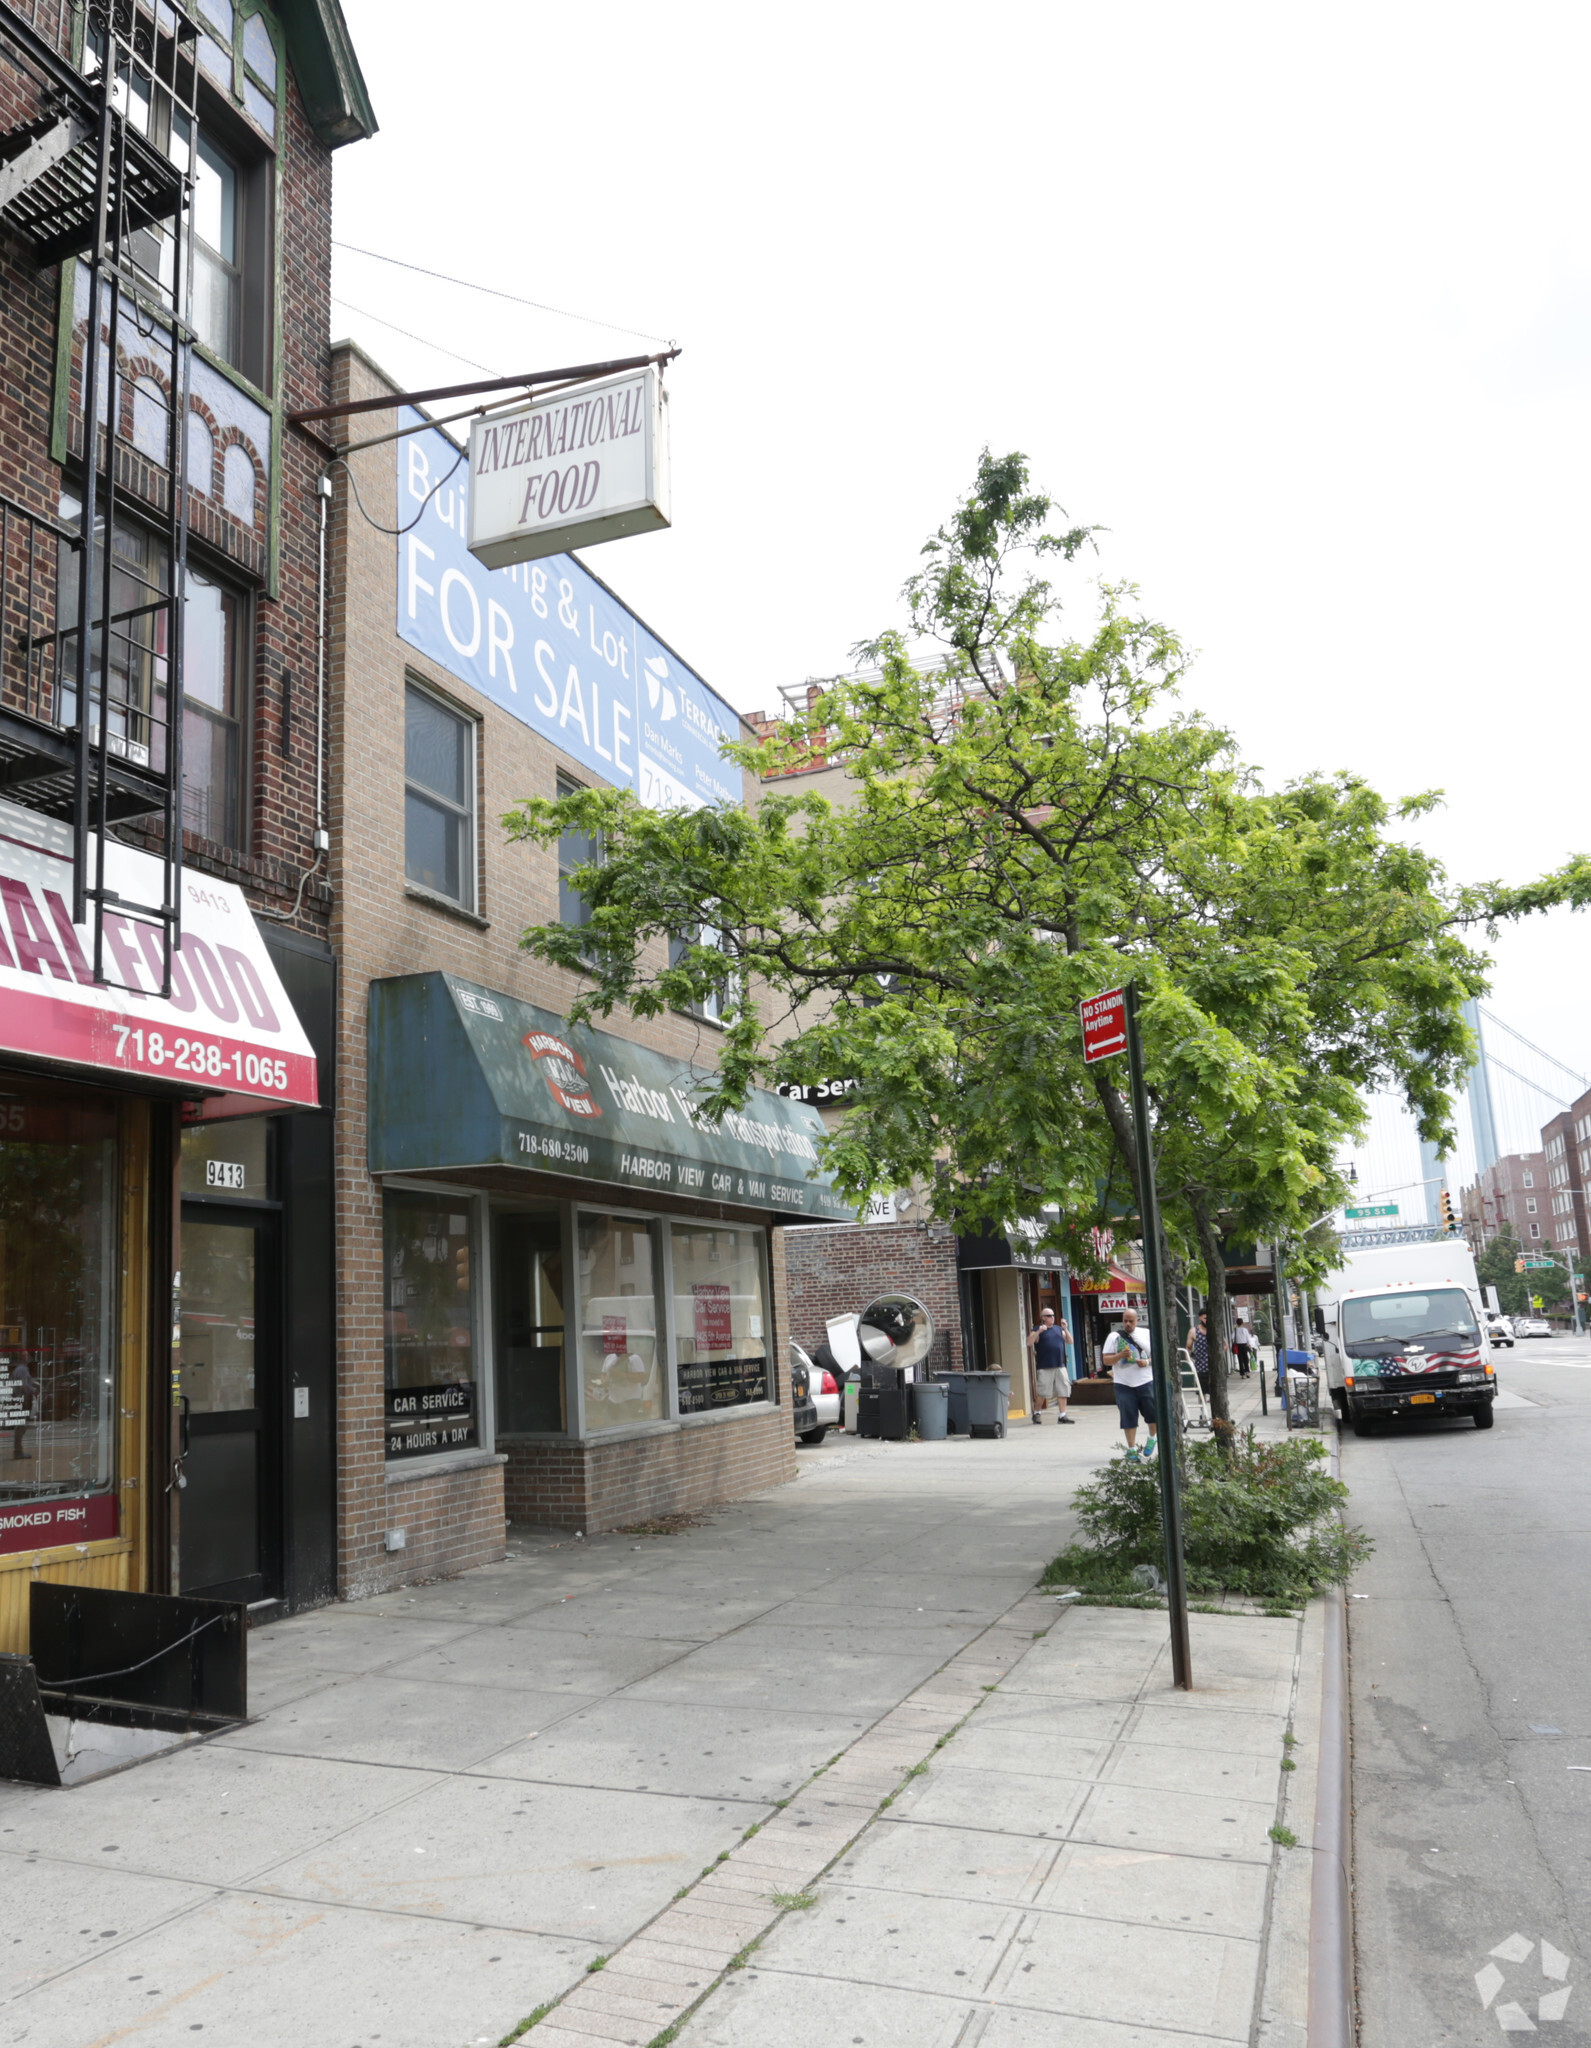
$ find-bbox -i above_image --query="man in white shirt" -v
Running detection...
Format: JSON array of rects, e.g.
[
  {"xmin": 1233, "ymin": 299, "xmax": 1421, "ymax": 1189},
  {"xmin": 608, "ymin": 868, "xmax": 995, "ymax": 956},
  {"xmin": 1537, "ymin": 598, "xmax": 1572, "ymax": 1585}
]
[{"xmin": 1102, "ymin": 1307, "xmax": 1157, "ymax": 1459}]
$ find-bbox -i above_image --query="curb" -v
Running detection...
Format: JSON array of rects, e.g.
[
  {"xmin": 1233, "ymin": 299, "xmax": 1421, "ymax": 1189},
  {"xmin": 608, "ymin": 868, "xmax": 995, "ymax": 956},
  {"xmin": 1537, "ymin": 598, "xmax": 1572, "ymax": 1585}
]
[{"xmin": 1307, "ymin": 1584, "xmax": 1354, "ymax": 2048}]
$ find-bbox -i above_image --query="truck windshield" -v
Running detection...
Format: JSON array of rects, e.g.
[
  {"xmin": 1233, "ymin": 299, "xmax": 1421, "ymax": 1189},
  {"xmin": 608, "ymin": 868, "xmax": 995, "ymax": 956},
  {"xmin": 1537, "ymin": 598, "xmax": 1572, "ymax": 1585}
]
[{"xmin": 1341, "ymin": 1288, "xmax": 1479, "ymax": 1351}]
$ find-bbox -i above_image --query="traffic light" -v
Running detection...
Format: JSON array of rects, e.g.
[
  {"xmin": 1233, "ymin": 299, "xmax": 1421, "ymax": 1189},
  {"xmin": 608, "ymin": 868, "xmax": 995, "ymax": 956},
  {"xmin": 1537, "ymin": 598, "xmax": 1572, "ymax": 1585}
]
[
  {"xmin": 1439, "ymin": 1190, "xmax": 1457, "ymax": 1234},
  {"xmin": 1515, "ymin": 1257, "xmax": 1526, "ymax": 1274}
]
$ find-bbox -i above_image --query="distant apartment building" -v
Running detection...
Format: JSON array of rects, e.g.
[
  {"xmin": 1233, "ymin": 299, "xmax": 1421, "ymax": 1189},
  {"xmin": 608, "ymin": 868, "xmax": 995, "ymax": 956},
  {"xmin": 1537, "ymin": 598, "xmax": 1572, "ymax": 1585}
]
[
  {"xmin": 1463, "ymin": 1149, "xmax": 1549, "ymax": 1251},
  {"xmin": 1542, "ymin": 1111, "xmax": 1587, "ymax": 1264}
]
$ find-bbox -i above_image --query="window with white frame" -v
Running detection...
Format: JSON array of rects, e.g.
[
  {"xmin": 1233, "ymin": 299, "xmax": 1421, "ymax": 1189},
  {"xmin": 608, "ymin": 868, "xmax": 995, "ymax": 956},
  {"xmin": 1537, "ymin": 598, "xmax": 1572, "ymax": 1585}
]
[
  {"xmin": 405, "ymin": 682, "xmax": 476, "ymax": 909},
  {"xmin": 1530, "ymin": 1223, "xmax": 1541, "ymax": 1239},
  {"xmin": 1526, "ymin": 1197, "xmax": 1538, "ymax": 1213},
  {"xmin": 1523, "ymin": 1171, "xmax": 1535, "ymax": 1187}
]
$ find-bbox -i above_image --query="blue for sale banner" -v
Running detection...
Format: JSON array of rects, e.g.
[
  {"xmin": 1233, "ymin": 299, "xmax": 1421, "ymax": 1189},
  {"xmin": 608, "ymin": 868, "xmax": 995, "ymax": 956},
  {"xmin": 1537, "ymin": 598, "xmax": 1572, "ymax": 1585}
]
[{"xmin": 395, "ymin": 409, "xmax": 739, "ymax": 810}]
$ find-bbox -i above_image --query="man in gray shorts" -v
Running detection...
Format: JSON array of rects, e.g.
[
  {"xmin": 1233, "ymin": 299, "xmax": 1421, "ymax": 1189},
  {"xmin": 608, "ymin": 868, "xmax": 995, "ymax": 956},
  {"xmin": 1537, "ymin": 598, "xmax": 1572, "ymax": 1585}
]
[{"xmin": 1026, "ymin": 1306, "xmax": 1075, "ymax": 1423}]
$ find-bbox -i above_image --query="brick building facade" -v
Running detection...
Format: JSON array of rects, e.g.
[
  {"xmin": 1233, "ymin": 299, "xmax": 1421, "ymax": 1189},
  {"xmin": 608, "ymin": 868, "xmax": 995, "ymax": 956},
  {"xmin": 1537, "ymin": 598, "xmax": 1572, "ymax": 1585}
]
[
  {"xmin": 1462, "ymin": 1149, "xmax": 1550, "ymax": 1252},
  {"xmin": 321, "ymin": 342, "xmax": 843, "ymax": 1580},
  {"xmin": 0, "ymin": 0, "xmax": 372, "ymax": 1644}
]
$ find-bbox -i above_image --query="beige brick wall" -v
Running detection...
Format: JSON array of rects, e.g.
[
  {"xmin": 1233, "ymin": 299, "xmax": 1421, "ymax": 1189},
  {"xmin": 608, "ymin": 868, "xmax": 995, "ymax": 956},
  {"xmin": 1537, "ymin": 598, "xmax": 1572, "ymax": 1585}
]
[{"xmin": 327, "ymin": 341, "xmax": 794, "ymax": 1586}]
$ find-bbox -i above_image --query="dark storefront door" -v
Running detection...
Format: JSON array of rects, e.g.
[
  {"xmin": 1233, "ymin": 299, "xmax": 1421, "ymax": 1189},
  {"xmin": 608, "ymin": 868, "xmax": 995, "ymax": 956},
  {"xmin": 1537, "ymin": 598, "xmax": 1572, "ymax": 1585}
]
[{"xmin": 179, "ymin": 1208, "xmax": 278, "ymax": 1602}]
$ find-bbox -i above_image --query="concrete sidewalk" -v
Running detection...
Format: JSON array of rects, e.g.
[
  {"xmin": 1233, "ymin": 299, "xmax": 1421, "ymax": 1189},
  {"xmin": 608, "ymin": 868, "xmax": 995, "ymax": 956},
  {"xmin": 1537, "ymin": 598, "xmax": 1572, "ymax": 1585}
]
[{"xmin": 0, "ymin": 1393, "xmax": 1329, "ymax": 2047}]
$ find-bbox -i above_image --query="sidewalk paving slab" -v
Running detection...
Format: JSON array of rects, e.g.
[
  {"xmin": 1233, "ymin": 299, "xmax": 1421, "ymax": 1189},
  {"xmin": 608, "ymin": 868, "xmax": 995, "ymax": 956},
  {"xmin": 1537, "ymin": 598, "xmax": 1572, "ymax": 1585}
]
[{"xmin": 1, "ymin": 1399, "xmax": 1340, "ymax": 2048}]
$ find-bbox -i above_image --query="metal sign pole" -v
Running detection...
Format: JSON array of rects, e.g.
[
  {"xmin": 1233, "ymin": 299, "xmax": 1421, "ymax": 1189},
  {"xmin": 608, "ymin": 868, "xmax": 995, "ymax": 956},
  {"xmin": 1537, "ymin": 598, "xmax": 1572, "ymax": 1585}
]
[{"xmin": 1122, "ymin": 983, "xmax": 1193, "ymax": 1691}]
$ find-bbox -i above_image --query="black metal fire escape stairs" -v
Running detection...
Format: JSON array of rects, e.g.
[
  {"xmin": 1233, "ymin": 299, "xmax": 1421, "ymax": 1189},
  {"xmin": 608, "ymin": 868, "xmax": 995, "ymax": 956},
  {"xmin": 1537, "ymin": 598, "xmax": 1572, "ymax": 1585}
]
[{"xmin": 0, "ymin": 0, "xmax": 198, "ymax": 995}]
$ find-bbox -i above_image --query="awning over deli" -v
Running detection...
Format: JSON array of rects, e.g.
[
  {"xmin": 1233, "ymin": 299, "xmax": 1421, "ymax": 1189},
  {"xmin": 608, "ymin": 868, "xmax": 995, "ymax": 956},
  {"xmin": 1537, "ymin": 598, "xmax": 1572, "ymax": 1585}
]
[
  {"xmin": 956, "ymin": 1228, "xmax": 1070, "ymax": 1273},
  {"xmin": 0, "ymin": 799, "xmax": 318, "ymax": 1108},
  {"xmin": 1074, "ymin": 1265, "xmax": 1147, "ymax": 1295},
  {"xmin": 366, "ymin": 972, "xmax": 854, "ymax": 1222}
]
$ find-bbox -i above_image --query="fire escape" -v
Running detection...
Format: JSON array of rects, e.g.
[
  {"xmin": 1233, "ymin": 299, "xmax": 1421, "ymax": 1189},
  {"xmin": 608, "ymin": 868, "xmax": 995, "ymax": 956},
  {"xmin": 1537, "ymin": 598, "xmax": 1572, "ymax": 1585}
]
[{"xmin": 0, "ymin": 0, "xmax": 197, "ymax": 992}]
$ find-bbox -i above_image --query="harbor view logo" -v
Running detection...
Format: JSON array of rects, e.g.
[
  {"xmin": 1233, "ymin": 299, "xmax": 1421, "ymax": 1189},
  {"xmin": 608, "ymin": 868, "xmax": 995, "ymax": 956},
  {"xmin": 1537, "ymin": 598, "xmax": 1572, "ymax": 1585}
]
[
  {"xmin": 524, "ymin": 1031, "xmax": 603, "ymax": 1119},
  {"xmin": 1474, "ymin": 1932, "xmax": 1572, "ymax": 2029}
]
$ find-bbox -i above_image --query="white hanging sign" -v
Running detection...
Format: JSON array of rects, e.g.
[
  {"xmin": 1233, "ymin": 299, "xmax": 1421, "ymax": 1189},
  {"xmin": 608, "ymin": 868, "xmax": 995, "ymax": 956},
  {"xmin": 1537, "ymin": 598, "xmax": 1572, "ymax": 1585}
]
[{"xmin": 467, "ymin": 366, "xmax": 670, "ymax": 571}]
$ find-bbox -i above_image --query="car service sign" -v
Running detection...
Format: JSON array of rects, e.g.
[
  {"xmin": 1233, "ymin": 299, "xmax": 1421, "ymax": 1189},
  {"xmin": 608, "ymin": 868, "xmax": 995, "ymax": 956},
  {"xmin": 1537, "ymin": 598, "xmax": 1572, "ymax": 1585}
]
[
  {"xmin": 1080, "ymin": 987, "xmax": 1127, "ymax": 1063},
  {"xmin": 467, "ymin": 367, "xmax": 670, "ymax": 571}
]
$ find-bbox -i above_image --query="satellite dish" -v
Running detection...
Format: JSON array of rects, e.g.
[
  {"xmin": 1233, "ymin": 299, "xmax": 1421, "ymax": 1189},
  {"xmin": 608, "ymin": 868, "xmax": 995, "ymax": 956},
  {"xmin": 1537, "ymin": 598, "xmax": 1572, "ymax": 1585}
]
[{"xmin": 857, "ymin": 1294, "xmax": 934, "ymax": 1375}]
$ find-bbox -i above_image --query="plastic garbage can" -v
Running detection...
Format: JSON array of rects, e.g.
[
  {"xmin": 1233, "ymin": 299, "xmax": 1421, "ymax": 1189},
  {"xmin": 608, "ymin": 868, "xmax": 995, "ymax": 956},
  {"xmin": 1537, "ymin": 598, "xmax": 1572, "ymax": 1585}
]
[
  {"xmin": 910, "ymin": 1379, "xmax": 948, "ymax": 1440},
  {"xmin": 843, "ymin": 1374, "xmax": 860, "ymax": 1433},
  {"xmin": 933, "ymin": 1370, "xmax": 969, "ymax": 1434},
  {"xmin": 965, "ymin": 1371, "xmax": 1011, "ymax": 1438},
  {"xmin": 858, "ymin": 1368, "xmax": 909, "ymax": 1440}
]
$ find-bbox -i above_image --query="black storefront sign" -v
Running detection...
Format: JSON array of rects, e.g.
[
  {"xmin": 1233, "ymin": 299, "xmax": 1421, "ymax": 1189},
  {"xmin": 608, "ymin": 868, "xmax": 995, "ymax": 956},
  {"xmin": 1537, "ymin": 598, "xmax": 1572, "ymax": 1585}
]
[
  {"xmin": 386, "ymin": 1381, "xmax": 475, "ymax": 1458},
  {"xmin": 676, "ymin": 1355, "xmax": 769, "ymax": 1415}
]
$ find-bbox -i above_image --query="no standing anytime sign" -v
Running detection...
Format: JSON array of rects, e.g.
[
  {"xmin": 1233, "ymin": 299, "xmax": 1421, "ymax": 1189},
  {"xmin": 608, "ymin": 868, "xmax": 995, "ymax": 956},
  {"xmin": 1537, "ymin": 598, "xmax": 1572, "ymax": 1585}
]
[{"xmin": 1080, "ymin": 987, "xmax": 1127, "ymax": 1064}]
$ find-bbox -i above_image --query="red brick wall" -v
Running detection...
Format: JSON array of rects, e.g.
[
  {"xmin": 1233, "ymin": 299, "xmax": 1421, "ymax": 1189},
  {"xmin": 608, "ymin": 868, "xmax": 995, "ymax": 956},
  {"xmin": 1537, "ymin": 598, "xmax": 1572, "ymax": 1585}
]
[
  {"xmin": 782, "ymin": 1219, "xmax": 966, "ymax": 1372},
  {"xmin": 501, "ymin": 1410, "xmax": 795, "ymax": 1535},
  {"xmin": 348, "ymin": 1458, "xmax": 508, "ymax": 1599}
]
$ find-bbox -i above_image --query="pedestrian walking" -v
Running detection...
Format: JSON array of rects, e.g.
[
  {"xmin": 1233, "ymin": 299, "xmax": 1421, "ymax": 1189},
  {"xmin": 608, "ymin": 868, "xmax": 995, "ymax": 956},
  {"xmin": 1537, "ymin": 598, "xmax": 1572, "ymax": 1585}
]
[
  {"xmin": 1103, "ymin": 1307, "xmax": 1156, "ymax": 1458},
  {"xmin": 1026, "ymin": 1307, "xmax": 1076, "ymax": 1423},
  {"xmin": 1233, "ymin": 1310, "xmax": 1254, "ymax": 1379},
  {"xmin": 1191, "ymin": 1312, "xmax": 1210, "ymax": 1391}
]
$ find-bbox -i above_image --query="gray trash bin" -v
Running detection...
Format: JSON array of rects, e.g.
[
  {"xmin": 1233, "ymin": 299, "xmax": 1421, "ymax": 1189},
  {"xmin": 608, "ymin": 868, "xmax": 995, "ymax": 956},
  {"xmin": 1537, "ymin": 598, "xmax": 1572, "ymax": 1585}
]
[
  {"xmin": 910, "ymin": 1379, "xmax": 948, "ymax": 1440},
  {"xmin": 965, "ymin": 1371, "xmax": 1011, "ymax": 1438},
  {"xmin": 933, "ymin": 1370, "xmax": 969, "ymax": 1434}
]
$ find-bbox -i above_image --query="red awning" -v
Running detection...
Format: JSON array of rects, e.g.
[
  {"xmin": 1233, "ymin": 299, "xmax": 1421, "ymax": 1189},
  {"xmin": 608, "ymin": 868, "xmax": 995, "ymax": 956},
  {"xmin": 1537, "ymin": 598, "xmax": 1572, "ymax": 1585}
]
[
  {"xmin": 0, "ymin": 800, "xmax": 318, "ymax": 1108},
  {"xmin": 1072, "ymin": 1265, "xmax": 1147, "ymax": 1294}
]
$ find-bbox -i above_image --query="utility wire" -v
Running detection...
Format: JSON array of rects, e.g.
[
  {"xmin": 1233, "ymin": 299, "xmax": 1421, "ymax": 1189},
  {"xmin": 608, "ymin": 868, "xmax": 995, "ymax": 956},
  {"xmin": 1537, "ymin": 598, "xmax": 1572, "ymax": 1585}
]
[
  {"xmin": 330, "ymin": 294, "xmax": 502, "ymax": 376},
  {"xmin": 332, "ymin": 242, "xmax": 672, "ymax": 348}
]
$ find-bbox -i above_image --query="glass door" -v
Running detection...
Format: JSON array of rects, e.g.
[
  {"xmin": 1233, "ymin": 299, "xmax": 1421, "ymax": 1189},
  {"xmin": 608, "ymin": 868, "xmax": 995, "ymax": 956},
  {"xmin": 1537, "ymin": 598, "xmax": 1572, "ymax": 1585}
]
[
  {"xmin": 179, "ymin": 1208, "xmax": 275, "ymax": 1600},
  {"xmin": 493, "ymin": 1208, "xmax": 566, "ymax": 1434}
]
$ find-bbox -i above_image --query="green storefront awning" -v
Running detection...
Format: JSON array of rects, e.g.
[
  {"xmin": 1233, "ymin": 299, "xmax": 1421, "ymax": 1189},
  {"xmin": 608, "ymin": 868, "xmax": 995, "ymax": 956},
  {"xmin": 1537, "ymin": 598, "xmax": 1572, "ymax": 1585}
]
[{"xmin": 367, "ymin": 972, "xmax": 854, "ymax": 1223}]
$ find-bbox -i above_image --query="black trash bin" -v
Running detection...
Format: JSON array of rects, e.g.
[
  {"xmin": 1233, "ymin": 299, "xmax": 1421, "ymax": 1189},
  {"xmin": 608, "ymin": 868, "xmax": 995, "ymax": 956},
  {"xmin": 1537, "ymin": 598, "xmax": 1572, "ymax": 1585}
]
[{"xmin": 858, "ymin": 1362, "xmax": 909, "ymax": 1441}]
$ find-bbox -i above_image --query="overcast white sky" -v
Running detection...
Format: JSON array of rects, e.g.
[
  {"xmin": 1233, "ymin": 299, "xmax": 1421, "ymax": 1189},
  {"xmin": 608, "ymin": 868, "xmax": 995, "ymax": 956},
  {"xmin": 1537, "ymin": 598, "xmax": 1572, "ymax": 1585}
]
[{"xmin": 331, "ymin": 0, "xmax": 1591, "ymax": 1090}]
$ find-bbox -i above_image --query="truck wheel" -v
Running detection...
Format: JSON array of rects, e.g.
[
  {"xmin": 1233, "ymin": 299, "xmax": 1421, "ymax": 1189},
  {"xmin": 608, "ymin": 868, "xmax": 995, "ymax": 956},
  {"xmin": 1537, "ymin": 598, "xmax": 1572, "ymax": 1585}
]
[
  {"xmin": 1331, "ymin": 1388, "xmax": 1347, "ymax": 1420},
  {"xmin": 1473, "ymin": 1404, "xmax": 1495, "ymax": 1431},
  {"xmin": 799, "ymin": 1426, "xmax": 828, "ymax": 1445}
]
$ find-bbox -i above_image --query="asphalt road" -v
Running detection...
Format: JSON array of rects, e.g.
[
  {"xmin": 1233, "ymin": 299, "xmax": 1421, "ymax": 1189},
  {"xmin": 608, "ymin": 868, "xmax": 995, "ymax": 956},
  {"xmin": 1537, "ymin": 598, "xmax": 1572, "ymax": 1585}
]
[{"xmin": 1343, "ymin": 1330, "xmax": 1591, "ymax": 2046}]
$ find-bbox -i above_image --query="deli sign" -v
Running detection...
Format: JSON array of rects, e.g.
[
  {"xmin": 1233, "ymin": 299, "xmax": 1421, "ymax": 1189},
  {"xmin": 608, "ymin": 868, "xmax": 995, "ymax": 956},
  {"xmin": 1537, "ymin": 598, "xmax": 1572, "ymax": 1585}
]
[
  {"xmin": 0, "ymin": 798, "xmax": 317, "ymax": 1107},
  {"xmin": 468, "ymin": 366, "xmax": 671, "ymax": 571}
]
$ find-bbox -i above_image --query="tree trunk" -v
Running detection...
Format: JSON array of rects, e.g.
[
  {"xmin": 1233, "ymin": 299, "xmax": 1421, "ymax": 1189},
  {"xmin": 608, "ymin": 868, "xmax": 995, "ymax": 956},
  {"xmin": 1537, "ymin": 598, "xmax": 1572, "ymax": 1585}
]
[{"xmin": 1188, "ymin": 1190, "xmax": 1233, "ymax": 1433}]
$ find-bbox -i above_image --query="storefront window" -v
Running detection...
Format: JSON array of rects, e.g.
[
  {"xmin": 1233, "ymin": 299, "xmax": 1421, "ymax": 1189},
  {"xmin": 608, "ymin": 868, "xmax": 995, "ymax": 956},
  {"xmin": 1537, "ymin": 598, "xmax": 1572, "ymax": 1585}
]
[
  {"xmin": 670, "ymin": 1224, "xmax": 769, "ymax": 1413},
  {"xmin": 0, "ymin": 1079, "xmax": 119, "ymax": 1520},
  {"xmin": 494, "ymin": 1207, "xmax": 565, "ymax": 1434},
  {"xmin": 578, "ymin": 1212, "xmax": 662, "ymax": 1430},
  {"xmin": 180, "ymin": 1116, "xmax": 269, "ymax": 1199},
  {"xmin": 383, "ymin": 1190, "xmax": 478, "ymax": 1458}
]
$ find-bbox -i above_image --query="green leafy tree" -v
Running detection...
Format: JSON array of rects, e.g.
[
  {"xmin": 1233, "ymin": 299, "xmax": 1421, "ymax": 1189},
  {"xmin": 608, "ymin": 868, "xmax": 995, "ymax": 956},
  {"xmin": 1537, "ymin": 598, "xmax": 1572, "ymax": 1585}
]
[{"xmin": 504, "ymin": 454, "xmax": 1591, "ymax": 1430}]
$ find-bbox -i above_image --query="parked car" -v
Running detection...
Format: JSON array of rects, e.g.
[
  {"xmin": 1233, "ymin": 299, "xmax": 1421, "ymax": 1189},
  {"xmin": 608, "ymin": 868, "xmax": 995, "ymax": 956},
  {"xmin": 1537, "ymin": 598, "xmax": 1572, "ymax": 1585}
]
[
  {"xmin": 1517, "ymin": 1317, "xmax": 1553, "ymax": 1338},
  {"xmin": 809, "ymin": 1354, "xmax": 841, "ymax": 1436},
  {"xmin": 789, "ymin": 1344, "xmax": 820, "ymax": 1441},
  {"xmin": 1485, "ymin": 1314, "xmax": 1514, "ymax": 1348}
]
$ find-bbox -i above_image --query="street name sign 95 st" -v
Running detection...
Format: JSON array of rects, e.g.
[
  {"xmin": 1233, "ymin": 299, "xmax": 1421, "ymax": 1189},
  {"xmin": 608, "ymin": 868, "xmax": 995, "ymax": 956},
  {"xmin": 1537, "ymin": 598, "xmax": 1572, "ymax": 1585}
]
[{"xmin": 1080, "ymin": 987, "xmax": 1127, "ymax": 1064}]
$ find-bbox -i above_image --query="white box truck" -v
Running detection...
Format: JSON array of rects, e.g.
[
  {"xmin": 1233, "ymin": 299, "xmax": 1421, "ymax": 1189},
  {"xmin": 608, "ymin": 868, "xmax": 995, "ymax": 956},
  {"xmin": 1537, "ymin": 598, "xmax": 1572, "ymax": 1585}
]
[{"xmin": 1315, "ymin": 1237, "xmax": 1498, "ymax": 1436}]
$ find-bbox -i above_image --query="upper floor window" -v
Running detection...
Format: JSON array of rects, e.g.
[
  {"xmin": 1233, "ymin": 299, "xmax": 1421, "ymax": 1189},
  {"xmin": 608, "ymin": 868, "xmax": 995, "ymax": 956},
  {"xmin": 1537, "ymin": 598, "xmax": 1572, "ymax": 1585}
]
[
  {"xmin": 669, "ymin": 924, "xmax": 738, "ymax": 1027},
  {"xmin": 1526, "ymin": 1197, "xmax": 1538, "ymax": 1214},
  {"xmin": 557, "ymin": 773, "xmax": 602, "ymax": 929},
  {"xmin": 109, "ymin": 11, "xmax": 276, "ymax": 389},
  {"xmin": 405, "ymin": 684, "xmax": 476, "ymax": 910},
  {"xmin": 57, "ymin": 507, "xmax": 247, "ymax": 852},
  {"xmin": 1523, "ymin": 1171, "xmax": 1535, "ymax": 1188}
]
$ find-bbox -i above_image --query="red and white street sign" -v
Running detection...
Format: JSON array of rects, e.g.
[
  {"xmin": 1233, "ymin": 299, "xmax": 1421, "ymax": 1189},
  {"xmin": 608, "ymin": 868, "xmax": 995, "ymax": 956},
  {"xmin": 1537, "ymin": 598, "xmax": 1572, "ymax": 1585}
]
[{"xmin": 1080, "ymin": 987, "xmax": 1127, "ymax": 1064}]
